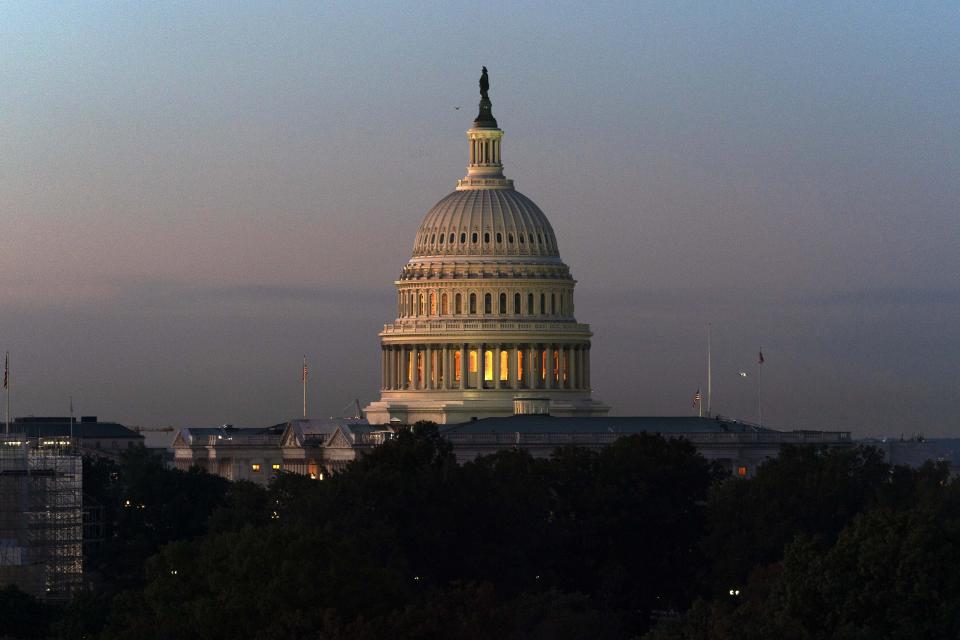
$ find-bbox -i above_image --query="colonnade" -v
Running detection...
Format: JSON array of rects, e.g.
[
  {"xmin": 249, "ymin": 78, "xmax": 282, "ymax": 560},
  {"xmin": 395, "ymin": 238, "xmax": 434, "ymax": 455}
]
[{"xmin": 380, "ymin": 342, "xmax": 590, "ymax": 392}]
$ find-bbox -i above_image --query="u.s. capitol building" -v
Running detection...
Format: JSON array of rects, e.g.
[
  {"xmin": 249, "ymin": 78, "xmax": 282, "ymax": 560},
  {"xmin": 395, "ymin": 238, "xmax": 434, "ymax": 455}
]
[{"xmin": 172, "ymin": 70, "xmax": 851, "ymax": 483}]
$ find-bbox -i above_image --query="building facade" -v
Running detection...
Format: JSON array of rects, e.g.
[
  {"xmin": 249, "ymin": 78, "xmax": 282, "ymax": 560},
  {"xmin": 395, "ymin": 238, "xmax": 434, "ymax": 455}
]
[{"xmin": 364, "ymin": 70, "xmax": 609, "ymax": 425}]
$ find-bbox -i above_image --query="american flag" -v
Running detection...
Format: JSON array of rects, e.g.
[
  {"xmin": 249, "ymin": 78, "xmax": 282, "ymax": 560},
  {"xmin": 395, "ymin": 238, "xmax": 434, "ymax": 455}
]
[
  {"xmin": 3, "ymin": 352, "xmax": 7, "ymax": 390},
  {"xmin": 302, "ymin": 357, "xmax": 309, "ymax": 382},
  {"xmin": 758, "ymin": 350, "xmax": 765, "ymax": 365},
  {"xmin": 692, "ymin": 389, "xmax": 701, "ymax": 407}
]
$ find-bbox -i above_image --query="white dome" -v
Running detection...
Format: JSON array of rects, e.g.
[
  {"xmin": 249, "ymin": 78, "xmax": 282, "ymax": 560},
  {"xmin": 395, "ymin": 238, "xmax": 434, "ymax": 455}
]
[{"xmin": 412, "ymin": 187, "xmax": 559, "ymax": 258}]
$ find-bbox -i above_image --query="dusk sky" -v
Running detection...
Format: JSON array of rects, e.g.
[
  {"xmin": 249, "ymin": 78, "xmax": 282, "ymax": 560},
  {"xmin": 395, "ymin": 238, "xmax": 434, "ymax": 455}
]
[{"xmin": 1, "ymin": 2, "xmax": 957, "ymax": 437}]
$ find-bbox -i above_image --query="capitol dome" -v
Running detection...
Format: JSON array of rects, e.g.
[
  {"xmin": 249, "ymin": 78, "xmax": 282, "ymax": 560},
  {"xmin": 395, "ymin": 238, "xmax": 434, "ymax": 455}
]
[
  {"xmin": 364, "ymin": 69, "xmax": 608, "ymax": 425},
  {"xmin": 412, "ymin": 188, "xmax": 560, "ymax": 259}
]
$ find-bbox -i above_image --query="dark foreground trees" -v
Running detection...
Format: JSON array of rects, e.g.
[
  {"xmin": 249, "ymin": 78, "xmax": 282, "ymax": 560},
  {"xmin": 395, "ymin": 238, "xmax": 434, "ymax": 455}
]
[{"xmin": 4, "ymin": 429, "xmax": 959, "ymax": 639}]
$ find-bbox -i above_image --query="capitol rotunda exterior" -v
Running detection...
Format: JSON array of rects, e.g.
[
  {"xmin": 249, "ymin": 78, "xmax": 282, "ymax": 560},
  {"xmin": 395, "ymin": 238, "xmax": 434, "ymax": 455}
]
[{"xmin": 365, "ymin": 70, "xmax": 609, "ymax": 425}]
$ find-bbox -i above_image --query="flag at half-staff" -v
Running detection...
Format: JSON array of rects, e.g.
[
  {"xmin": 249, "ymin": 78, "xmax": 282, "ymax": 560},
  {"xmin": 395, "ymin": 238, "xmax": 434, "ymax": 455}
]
[{"xmin": 692, "ymin": 388, "xmax": 702, "ymax": 417}]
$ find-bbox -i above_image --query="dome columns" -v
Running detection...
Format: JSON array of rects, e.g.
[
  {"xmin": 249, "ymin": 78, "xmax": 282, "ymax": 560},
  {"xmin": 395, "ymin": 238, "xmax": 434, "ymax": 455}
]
[{"xmin": 379, "ymin": 341, "xmax": 592, "ymax": 392}]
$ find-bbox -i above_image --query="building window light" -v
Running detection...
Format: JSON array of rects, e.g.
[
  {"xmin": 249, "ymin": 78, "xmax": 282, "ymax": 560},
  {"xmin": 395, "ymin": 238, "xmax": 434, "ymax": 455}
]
[
  {"xmin": 272, "ymin": 463, "xmax": 281, "ymax": 471},
  {"xmin": 737, "ymin": 465, "xmax": 747, "ymax": 477},
  {"xmin": 251, "ymin": 464, "xmax": 261, "ymax": 473}
]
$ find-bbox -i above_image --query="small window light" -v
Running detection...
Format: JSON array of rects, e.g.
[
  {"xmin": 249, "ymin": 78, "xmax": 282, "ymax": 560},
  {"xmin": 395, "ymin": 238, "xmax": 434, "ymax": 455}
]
[
  {"xmin": 272, "ymin": 463, "xmax": 281, "ymax": 471},
  {"xmin": 251, "ymin": 463, "xmax": 261, "ymax": 473},
  {"xmin": 737, "ymin": 465, "xmax": 747, "ymax": 477}
]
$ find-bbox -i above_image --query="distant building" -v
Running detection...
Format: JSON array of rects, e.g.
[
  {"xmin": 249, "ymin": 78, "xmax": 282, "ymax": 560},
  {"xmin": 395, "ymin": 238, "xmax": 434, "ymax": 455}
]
[
  {"xmin": 442, "ymin": 400, "xmax": 852, "ymax": 477},
  {"xmin": 172, "ymin": 419, "xmax": 390, "ymax": 484},
  {"xmin": 12, "ymin": 417, "xmax": 144, "ymax": 455},
  {"xmin": 866, "ymin": 438, "xmax": 960, "ymax": 471}
]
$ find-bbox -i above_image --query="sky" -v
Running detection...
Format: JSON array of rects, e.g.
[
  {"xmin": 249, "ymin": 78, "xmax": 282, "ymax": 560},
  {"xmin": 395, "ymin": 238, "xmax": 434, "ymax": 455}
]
[{"xmin": 1, "ymin": 2, "xmax": 958, "ymax": 437}]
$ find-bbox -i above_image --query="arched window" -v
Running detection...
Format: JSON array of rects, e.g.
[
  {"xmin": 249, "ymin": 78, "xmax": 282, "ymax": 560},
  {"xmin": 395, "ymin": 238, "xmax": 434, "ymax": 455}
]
[
  {"xmin": 519, "ymin": 234, "xmax": 525, "ymax": 244},
  {"xmin": 430, "ymin": 292, "xmax": 437, "ymax": 315},
  {"xmin": 484, "ymin": 232, "xmax": 490, "ymax": 243},
  {"xmin": 514, "ymin": 292, "xmax": 521, "ymax": 314},
  {"xmin": 527, "ymin": 293, "xmax": 534, "ymax": 315},
  {"xmin": 431, "ymin": 234, "xmax": 435, "ymax": 244},
  {"xmin": 484, "ymin": 350, "xmax": 494, "ymax": 381},
  {"xmin": 439, "ymin": 234, "xmax": 444, "ymax": 245},
  {"xmin": 455, "ymin": 293, "xmax": 462, "ymax": 314},
  {"xmin": 472, "ymin": 232, "xmax": 478, "ymax": 243},
  {"xmin": 418, "ymin": 293, "xmax": 425, "ymax": 316},
  {"xmin": 496, "ymin": 232, "xmax": 503, "ymax": 243},
  {"xmin": 449, "ymin": 233, "xmax": 455, "ymax": 243},
  {"xmin": 508, "ymin": 233, "xmax": 513, "ymax": 244},
  {"xmin": 454, "ymin": 351, "xmax": 462, "ymax": 381},
  {"xmin": 484, "ymin": 293, "xmax": 492, "ymax": 314},
  {"xmin": 441, "ymin": 293, "xmax": 448, "ymax": 315},
  {"xmin": 469, "ymin": 293, "xmax": 477, "ymax": 314},
  {"xmin": 499, "ymin": 293, "xmax": 507, "ymax": 314},
  {"xmin": 500, "ymin": 350, "xmax": 509, "ymax": 381},
  {"xmin": 540, "ymin": 293, "xmax": 546, "ymax": 315},
  {"xmin": 460, "ymin": 232, "xmax": 466, "ymax": 244}
]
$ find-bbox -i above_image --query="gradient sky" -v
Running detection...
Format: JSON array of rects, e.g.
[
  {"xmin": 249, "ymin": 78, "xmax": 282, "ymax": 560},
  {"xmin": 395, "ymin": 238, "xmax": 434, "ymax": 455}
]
[{"xmin": 1, "ymin": 2, "xmax": 958, "ymax": 437}]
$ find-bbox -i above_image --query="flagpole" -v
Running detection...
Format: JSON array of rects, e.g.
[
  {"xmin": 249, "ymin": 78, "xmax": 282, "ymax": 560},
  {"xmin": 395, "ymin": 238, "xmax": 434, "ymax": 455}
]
[
  {"xmin": 757, "ymin": 348, "xmax": 763, "ymax": 429},
  {"xmin": 302, "ymin": 355, "xmax": 307, "ymax": 419},
  {"xmin": 706, "ymin": 324, "xmax": 712, "ymax": 417},
  {"xmin": 4, "ymin": 351, "xmax": 9, "ymax": 436}
]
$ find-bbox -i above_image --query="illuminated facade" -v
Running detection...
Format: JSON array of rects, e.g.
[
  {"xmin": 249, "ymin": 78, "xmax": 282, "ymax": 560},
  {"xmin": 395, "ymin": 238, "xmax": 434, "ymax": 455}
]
[{"xmin": 364, "ymin": 73, "xmax": 609, "ymax": 424}]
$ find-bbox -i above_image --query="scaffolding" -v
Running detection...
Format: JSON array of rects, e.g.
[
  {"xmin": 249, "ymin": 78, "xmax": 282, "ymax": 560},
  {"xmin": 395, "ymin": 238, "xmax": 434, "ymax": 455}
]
[{"xmin": 0, "ymin": 436, "xmax": 82, "ymax": 600}]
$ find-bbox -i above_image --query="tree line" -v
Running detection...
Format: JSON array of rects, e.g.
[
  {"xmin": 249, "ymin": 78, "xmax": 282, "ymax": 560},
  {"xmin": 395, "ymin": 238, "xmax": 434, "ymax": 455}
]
[{"xmin": 2, "ymin": 423, "xmax": 958, "ymax": 639}]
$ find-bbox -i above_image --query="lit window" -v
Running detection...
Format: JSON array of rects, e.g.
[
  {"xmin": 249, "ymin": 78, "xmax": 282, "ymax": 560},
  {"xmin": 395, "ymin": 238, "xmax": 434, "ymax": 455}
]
[
  {"xmin": 251, "ymin": 464, "xmax": 261, "ymax": 473},
  {"xmin": 484, "ymin": 350, "xmax": 494, "ymax": 381},
  {"xmin": 517, "ymin": 350, "xmax": 524, "ymax": 381},
  {"xmin": 500, "ymin": 350, "xmax": 509, "ymax": 381},
  {"xmin": 469, "ymin": 350, "xmax": 478, "ymax": 373},
  {"xmin": 737, "ymin": 466, "xmax": 748, "ymax": 477},
  {"xmin": 454, "ymin": 351, "xmax": 462, "ymax": 380},
  {"xmin": 272, "ymin": 463, "xmax": 281, "ymax": 471}
]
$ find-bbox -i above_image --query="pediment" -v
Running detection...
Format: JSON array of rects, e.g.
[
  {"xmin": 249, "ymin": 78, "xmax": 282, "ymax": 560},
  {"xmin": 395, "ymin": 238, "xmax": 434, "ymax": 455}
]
[{"xmin": 325, "ymin": 427, "xmax": 353, "ymax": 450}]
